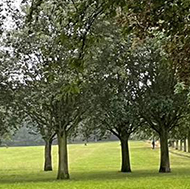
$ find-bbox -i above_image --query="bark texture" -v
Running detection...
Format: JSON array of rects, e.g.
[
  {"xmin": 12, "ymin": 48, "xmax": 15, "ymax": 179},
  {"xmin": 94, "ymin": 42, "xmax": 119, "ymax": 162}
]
[
  {"xmin": 159, "ymin": 129, "xmax": 171, "ymax": 173},
  {"xmin": 44, "ymin": 139, "xmax": 53, "ymax": 171},
  {"xmin": 184, "ymin": 139, "xmax": 187, "ymax": 152},
  {"xmin": 180, "ymin": 140, "xmax": 183, "ymax": 151},
  {"xmin": 57, "ymin": 131, "xmax": 70, "ymax": 180},
  {"xmin": 120, "ymin": 137, "xmax": 131, "ymax": 173},
  {"xmin": 175, "ymin": 140, "xmax": 178, "ymax": 150}
]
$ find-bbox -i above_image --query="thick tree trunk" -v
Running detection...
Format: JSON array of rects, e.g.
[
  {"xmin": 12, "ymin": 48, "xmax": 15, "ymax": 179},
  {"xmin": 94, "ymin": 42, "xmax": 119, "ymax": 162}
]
[
  {"xmin": 184, "ymin": 139, "xmax": 187, "ymax": 152},
  {"xmin": 180, "ymin": 140, "xmax": 183, "ymax": 151},
  {"xmin": 44, "ymin": 139, "xmax": 53, "ymax": 171},
  {"xmin": 188, "ymin": 132, "xmax": 190, "ymax": 153},
  {"xmin": 57, "ymin": 131, "xmax": 70, "ymax": 180},
  {"xmin": 159, "ymin": 129, "xmax": 171, "ymax": 173},
  {"xmin": 120, "ymin": 137, "xmax": 131, "ymax": 173},
  {"xmin": 175, "ymin": 140, "xmax": 178, "ymax": 150}
]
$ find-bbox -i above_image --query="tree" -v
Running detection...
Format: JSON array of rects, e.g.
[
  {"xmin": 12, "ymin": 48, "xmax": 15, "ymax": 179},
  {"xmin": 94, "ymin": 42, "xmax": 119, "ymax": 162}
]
[
  {"xmin": 173, "ymin": 114, "xmax": 190, "ymax": 152},
  {"xmin": 122, "ymin": 0, "xmax": 190, "ymax": 85},
  {"xmin": 135, "ymin": 39, "xmax": 187, "ymax": 172},
  {"xmin": 51, "ymin": 81, "xmax": 87, "ymax": 179},
  {"xmin": 80, "ymin": 23, "xmax": 146, "ymax": 172},
  {"xmin": 18, "ymin": 85, "xmax": 56, "ymax": 171},
  {"xmin": 102, "ymin": 96, "xmax": 143, "ymax": 172},
  {"xmin": 2, "ymin": 0, "xmax": 94, "ymax": 179}
]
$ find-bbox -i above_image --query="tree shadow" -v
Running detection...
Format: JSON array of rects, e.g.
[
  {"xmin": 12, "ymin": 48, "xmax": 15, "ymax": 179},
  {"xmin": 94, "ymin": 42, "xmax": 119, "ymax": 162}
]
[
  {"xmin": 71, "ymin": 167, "xmax": 190, "ymax": 181},
  {"xmin": 0, "ymin": 167, "xmax": 190, "ymax": 184}
]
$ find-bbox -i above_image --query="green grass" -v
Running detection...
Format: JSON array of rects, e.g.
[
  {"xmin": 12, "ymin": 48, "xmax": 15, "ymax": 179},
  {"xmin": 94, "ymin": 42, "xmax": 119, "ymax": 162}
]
[{"xmin": 1, "ymin": 141, "xmax": 190, "ymax": 189}]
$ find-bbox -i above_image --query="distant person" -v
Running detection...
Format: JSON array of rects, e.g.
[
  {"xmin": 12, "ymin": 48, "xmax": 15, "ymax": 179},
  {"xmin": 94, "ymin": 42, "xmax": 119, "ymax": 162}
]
[{"xmin": 152, "ymin": 140, "xmax": 155, "ymax": 149}]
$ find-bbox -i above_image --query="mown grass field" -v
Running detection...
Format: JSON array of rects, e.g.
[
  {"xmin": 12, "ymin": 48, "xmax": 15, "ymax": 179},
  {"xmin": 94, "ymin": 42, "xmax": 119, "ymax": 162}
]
[{"xmin": 1, "ymin": 141, "xmax": 190, "ymax": 189}]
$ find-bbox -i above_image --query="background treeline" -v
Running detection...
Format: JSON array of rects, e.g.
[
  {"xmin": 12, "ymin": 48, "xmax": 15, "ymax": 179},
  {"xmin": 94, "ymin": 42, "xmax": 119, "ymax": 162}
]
[{"xmin": 0, "ymin": 126, "xmax": 119, "ymax": 146}]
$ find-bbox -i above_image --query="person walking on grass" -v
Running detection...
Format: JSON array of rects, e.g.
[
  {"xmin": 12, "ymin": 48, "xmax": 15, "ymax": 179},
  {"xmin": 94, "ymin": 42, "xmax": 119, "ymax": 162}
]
[{"xmin": 152, "ymin": 140, "xmax": 155, "ymax": 149}]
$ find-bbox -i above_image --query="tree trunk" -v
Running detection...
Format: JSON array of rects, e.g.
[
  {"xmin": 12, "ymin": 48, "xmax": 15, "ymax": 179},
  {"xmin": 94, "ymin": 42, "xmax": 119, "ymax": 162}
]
[
  {"xmin": 120, "ymin": 137, "xmax": 131, "ymax": 173},
  {"xmin": 44, "ymin": 139, "xmax": 53, "ymax": 171},
  {"xmin": 188, "ymin": 131, "xmax": 190, "ymax": 153},
  {"xmin": 175, "ymin": 140, "xmax": 178, "ymax": 150},
  {"xmin": 180, "ymin": 140, "xmax": 183, "ymax": 151},
  {"xmin": 184, "ymin": 138, "xmax": 187, "ymax": 152},
  {"xmin": 57, "ymin": 131, "xmax": 70, "ymax": 180},
  {"xmin": 159, "ymin": 129, "xmax": 171, "ymax": 173}
]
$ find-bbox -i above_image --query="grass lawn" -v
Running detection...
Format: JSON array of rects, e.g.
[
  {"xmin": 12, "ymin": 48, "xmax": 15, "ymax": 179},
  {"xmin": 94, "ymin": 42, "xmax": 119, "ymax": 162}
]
[{"xmin": 0, "ymin": 141, "xmax": 190, "ymax": 189}]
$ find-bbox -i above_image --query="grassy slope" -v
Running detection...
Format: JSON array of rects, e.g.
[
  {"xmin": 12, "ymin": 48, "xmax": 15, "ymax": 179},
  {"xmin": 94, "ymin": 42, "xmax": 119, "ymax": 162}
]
[{"xmin": 0, "ymin": 141, "xmax": 190, "ymax": 189}]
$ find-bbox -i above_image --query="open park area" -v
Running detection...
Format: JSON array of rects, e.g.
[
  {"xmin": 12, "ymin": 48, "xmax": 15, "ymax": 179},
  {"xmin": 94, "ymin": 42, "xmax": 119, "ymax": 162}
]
[
  {"xmin": 1, "ymin": 141, "xmax": 190, "ymax": 189},
  {"xmin": 1, "ymin": 1, "xmax": 190, "ymax": 188}
]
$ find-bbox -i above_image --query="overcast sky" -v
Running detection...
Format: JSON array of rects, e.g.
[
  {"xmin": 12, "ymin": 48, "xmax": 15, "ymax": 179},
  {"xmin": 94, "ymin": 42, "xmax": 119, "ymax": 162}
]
[{"xmin": 2, "ymin": 0, "xmax": 22, "ymax": 29}]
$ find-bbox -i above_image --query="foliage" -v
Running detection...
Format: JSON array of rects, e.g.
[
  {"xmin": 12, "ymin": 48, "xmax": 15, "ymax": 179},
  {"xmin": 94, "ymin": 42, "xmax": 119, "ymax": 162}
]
[{"xmin": 122, "ymin": 0, "xmax": 190, "ymax": 85}]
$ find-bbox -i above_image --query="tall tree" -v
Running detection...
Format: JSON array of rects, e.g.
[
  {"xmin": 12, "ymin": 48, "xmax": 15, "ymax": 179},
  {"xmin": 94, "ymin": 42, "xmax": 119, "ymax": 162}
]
[
  {"xmin": 81, "ymin": 22, "xmax": 145, "ymax": 172},
  {"xmin": 101, "ymin": 96, "xmax": 143, "ymax": 172},
  {"xmin": 2, "ymin": 0, "xmax": 93, "ymax": 180},
  {"xmin": 135, "ymin": 39, "xmax": 187, "ymax": 172}
]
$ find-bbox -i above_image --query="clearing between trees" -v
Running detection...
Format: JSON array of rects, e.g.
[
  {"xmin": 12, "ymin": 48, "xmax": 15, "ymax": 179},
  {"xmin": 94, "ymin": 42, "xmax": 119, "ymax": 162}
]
[{"xmin": 0, "ymin": 141, "xmax": 190, "ymax": 189}]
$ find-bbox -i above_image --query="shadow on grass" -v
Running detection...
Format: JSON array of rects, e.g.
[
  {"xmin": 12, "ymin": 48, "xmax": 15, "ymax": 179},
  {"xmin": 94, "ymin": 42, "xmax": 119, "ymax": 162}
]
[
  {"xmin": 130, "ymin": 147, "xmax": 153, "ymax": 150},
  {"xmin": 0, "ymin": 167, "xmax": 190, "ymax": 184},
  {"xmin": 72, "ymin": 167, "xmax": 190, "ymax": 181},
  {"xmin": 170, "ymin": 150, "xmax": 190, "ymax": 159}
]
